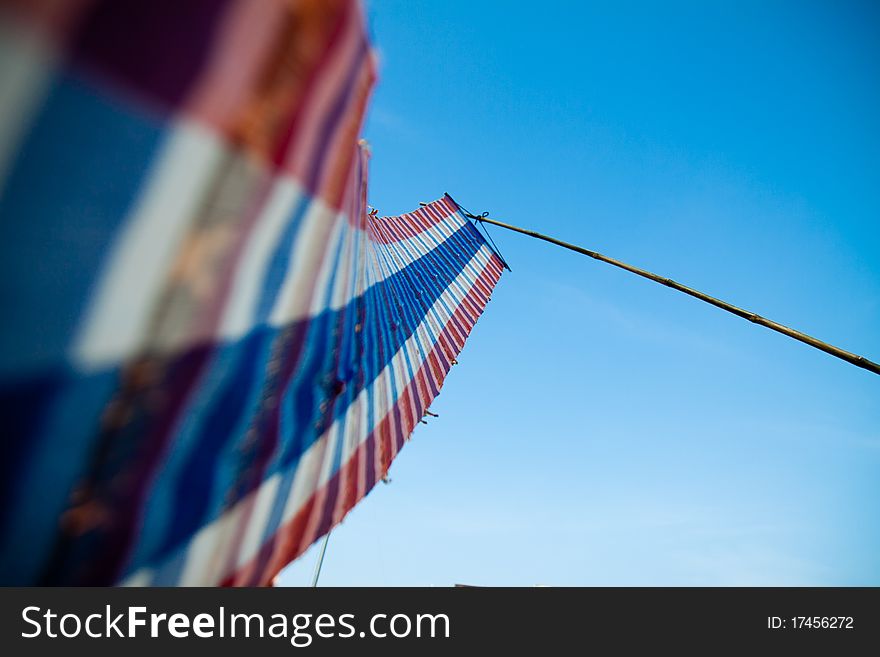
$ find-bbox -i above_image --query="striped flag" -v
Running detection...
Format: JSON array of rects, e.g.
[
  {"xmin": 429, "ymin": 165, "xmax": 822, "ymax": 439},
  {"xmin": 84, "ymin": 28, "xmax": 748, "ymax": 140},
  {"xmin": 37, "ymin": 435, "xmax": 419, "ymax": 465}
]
[{"xmin": 0, "ymin": 0, "xmax": 503, "ymax": 585}]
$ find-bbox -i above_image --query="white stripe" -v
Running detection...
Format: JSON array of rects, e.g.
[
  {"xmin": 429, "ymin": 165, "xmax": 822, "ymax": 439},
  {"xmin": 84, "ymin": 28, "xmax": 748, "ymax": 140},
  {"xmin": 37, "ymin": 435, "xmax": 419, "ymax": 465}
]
[
  {"xmin": 175, "ymin": 494, "xmax": 248, "ymax": 586},
  {"xmin": 76, "ymin": 187, "xmax": 469, "ymax": 368},
  {"xmin": 0, "ymin": 17, "xmax": 55, "ymax": 199},
  {"xmin": 327, "ymin": 214, "xmax": 357, "ymax": 311},
  {"xmin": 71, "ymin": 121, "xmax": 226, "ymax": 369},
  {"xmin": 233, "ymin": 474, "xmax": 282, "ymax": 570},
  {"xmin": 265, "ymin": 206, "xmax": 468, "ymax": 327},
  {"xmin": 218, "ymin": 178, "xmax": 302, "ymax": 339},
  {"xmin": 119, "ymin": 570, "xmax": 152, "ymax": 587},
  {"xmin": 267, "ymin": 198, "xmax": 341, "ymax": 326}
]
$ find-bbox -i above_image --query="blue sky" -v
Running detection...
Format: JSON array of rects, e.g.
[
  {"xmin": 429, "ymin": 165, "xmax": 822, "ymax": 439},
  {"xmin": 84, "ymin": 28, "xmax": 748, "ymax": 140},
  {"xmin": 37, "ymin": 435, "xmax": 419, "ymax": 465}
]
[{"xmin": 280, "ymin": 0, "xmax": 880, "ymax": 586}]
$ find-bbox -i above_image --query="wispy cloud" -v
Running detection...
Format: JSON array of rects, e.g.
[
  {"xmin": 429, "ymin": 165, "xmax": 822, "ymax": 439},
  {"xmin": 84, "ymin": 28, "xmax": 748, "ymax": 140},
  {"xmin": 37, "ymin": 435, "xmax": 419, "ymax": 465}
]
[
  {"xmin": 366, "ymin": 104, "xmax": 433, "ymax": 148},
  {"xmin": 541, "ymin": 278, "xmax": 748, "ymax": 361}
]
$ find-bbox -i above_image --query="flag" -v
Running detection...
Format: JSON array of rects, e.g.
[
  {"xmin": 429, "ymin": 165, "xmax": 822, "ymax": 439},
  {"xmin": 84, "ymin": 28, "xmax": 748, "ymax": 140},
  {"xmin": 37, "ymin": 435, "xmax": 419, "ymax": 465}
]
[{"xmin": 0, "ymin": 0, "xmax": 503, "ymax": 585}]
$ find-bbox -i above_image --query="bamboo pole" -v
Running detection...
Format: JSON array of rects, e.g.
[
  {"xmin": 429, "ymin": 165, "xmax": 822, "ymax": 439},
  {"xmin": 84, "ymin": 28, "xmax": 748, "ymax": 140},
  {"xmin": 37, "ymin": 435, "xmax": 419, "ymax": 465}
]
[{"xmin": 466, "ymin": 213, "xmax": 880, "ymax": 376}]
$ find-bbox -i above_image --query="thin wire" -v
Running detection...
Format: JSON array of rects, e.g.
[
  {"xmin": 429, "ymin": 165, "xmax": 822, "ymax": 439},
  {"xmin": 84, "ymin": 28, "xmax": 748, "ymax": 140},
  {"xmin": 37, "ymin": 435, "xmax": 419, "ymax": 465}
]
[
  {"xmin": 476, "ymin": 219, "xmax": 512, "ymax": 272},
  {"xmin": 310, "ymin": 532, "xmax": 331, "ymax": 587},
  {"xmin": 464, "ymin": 211, "xmax": 880, "ymax": 377},
  {"xmin": 453, "ymin": 200, "xmax": 512, "ymax": 271}
]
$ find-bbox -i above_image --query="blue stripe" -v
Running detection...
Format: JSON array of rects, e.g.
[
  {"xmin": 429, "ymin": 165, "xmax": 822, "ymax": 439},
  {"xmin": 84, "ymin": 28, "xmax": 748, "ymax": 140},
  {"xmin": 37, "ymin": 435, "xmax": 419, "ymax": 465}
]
[
  {"xmin": 0, "ymin": 71, "xmax": 165, "ymax": 379},
  {"xmin": 254, "ymin": 195, "xmax": 311, "ymax": 323},
  {"xmin": 0, "ymin": 71, "xmax": 168, "ymax": 583},
  {"xmin": 120, "ymin": 217, "xmax": 490, "ymax": 577},
  {"xmin": 0, "ymin": 366, "xmax": 120, "ymax": 584},
  {"xmin": 0, "ymin": 173, "xmax": 492, "ymax": 583}
]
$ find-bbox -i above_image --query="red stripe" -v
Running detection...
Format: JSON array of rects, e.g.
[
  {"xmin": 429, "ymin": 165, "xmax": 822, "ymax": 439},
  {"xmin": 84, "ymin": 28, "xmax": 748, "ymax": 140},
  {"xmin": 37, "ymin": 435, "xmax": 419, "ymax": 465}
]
[
  {"xmin": 369, "ymin": 199, "xmax": 462, "ymax": 244},
  {"xmin": 315, "ymin": 48, "xmax": 376, "ymax": 208},
  {"xmin": 281, "ymin": 2, "xmax": 363, "ymax": 192},
  {"xmin": 0, "ymin": 0, "xmax": 94, "ymax": 47}
]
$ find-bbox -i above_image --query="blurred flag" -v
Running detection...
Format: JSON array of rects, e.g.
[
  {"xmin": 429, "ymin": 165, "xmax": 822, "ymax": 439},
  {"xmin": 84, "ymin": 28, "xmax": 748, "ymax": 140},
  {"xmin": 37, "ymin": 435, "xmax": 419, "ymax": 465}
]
[{"xmin": 0, "ymin": 0, "xmax": 503, "ymax": 585}]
